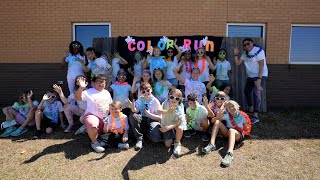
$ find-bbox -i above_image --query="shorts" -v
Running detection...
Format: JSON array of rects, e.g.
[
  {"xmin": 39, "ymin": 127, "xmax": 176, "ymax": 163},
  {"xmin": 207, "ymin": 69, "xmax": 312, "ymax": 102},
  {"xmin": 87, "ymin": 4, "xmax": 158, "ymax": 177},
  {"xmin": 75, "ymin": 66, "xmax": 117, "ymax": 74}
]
[
  {"xmin": 15, "ymin": 113, "xmax": 35, "ymax": 126},
  {"xmin": 162, "ymin": 129, "xmax": 175, "ymax": 141},
  {"xmin": 42, "ymin": 115, "xmax": 58, "ymax": 130},
  {"xmin": 227, "ymin": 127, "xmax": 244, "ymax": 143},
  {"xmin": 84, "ymin": 114, "xmax": 105, "ymax": 134}
]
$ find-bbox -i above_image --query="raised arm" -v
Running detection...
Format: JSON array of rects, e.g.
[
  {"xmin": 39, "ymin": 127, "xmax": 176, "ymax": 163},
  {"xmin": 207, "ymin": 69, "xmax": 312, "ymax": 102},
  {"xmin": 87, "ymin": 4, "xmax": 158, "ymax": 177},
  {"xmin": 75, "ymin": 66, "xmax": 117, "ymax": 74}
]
[
  {"xmin": 75, "ymin": 77, "xmax": 87, "ymax": 101},
  {"xmin": 53, "ymin": 84, "xmax": 69, "ymax": 105},
  {"xmin": 233, "ymin": 47, "xmax": 244, "ymax": 66},
  {"xmin": 174, "ymin": 39, "xmax": 182, "ymax": 60},
  {"xmin": 206, "ymin": 56, "xmax": 215, "ymax": 71},
  {"xmin": 131, "ymin": 76, "xmax": 140, "ymax": 94},
  {"xmin": 173, "ymin": 67, "xmax": 186, "ymax": 84},
  {"xmin": 76, "ymin": 58, "xmax": 90, "ymax": 72},
  {"xmin": 114, "ymin": 52, "xmax": 128, "ymax": 65},
  {"xmin": 26, "ymin": 90, "xmax": 36, "ymax": 111},
  {"xmin": 206, "ymin": 74, "xmax": 215, "ymax": 92}
]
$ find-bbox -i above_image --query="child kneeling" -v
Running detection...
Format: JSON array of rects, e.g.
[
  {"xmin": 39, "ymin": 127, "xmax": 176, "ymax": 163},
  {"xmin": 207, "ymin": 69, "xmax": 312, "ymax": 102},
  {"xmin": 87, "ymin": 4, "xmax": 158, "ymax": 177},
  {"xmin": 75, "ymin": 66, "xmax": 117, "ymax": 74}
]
[
  {"xmin": 202, "ymin": 100, "xmax": 251, "ymax": 167},
  {"xmin": 104, "ymin": 101, "xmax": 129, "ymax": 150}
]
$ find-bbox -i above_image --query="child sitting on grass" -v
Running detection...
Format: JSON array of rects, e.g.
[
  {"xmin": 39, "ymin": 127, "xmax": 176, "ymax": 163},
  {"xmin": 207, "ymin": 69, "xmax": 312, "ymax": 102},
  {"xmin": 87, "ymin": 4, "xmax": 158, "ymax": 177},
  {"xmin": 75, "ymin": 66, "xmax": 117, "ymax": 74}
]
[{"xmin": 202, "ymin": 100, "xmax": 251, "ymax": 167}]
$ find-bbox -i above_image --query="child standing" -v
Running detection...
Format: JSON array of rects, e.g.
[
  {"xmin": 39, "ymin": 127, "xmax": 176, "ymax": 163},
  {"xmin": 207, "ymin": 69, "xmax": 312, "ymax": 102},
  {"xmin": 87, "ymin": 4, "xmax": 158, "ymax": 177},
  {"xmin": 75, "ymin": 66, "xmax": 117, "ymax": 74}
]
[
  {"xmin": 109, "ymin": 52, "xmax": 128, "ymax": 83},
  {"xmin": 202, "ymin": 100, "xmax": 251, "ymax": 167},
  {"xmin": 75, "ymin": 75, "xmax": 113, "ymax": 153},
  {"xmin": 65, "ymin": 41, "xmax": 86, "ymax": 95},
  {"xmin": 108, "ymin": 69, "xmax": 132, "ymax": 116},
  {"xmin": 104, "ymin": 101, "xmax": 129, "ymax": 150},
  {"xmin": 146, "ymin": 46, "xmax": 167, "ymax": 78},
  {"xmin": 173, "ymin": 67, "xmax": 207, "ymax": 105},
  {"xmin": 1, "ymin": 90, "xmax": 38, "ymax": 137},
  {"xmin": 165, "ymin": 39, "xmax": 182, "ymax": 86},
  {"xmin": 213, "ymin": 48, "xmax": 231, "ymax": 90},
  {"xmin": 194, "ymin": 47, "xmax": 215, "ymax": 84},
  {"xmin": 128, "ymin": 51, "xmax": 145, "ymax": 79},
  {"xmin": 184, "ymin": 94, "xmax": 209, "ymax": 141},
  {"xmin": 153, "ymin": 68, "xmax": 175, "ymax": 103},
  {"xmin": 158, "ymin": 89, "xmax": 185, "ymax": 156},
  {"xmin": 33, "ymin": 91, "xmax": 64, "ymax": 139},
  {"xmin": 126, "ymin": 82, "xmax": 162, "ymax": 150},
  {"xmin": 178, "ymin": 50, "xmax": 194, "ymax": 89}
]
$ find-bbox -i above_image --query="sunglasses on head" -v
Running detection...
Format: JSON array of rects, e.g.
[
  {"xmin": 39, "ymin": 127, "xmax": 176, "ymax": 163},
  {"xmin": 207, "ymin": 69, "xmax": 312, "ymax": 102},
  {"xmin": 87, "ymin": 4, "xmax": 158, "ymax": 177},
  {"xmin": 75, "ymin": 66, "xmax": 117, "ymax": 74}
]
[
  {"xmin": 219, "ymin": 52, "xmax": 226, "ymax": 55},
  {"xmin": 141, "ymin": 88, "xmax": 151, "ymax": 94},
  {"xmin": 243, "ymin": 42, "xmax": 251, "ymax": 47},
  {"xmin": 197, "ymin": 51, "xmax": 204, "ymax": 54},
  {"xmin": 72, "ymin": 44, "xmax": 81, "ymax": 49},
  {"xmin": 169, "ymin": 95, "xmax": 180, "ymax": 101},
  {"xmin": 215, "ymin": 97, "xmax": 225, "ymax": 101},
  {"xmin": 117, "ymin": 75, "xmax": 126, "ymax": 79}
]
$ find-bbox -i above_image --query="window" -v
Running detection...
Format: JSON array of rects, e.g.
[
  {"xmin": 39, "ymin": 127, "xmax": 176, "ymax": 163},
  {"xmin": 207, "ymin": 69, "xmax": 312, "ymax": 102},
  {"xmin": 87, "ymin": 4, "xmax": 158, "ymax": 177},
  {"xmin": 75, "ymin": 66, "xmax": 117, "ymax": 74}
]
[
  {"xmin": 227, "ymin": 23, "xmax": 265, "ymax": 41},
  {"xmin": 73, "ymin": 23, "xmax": 111, "ymax": 50},
  {"xmin": 290, "ymin": 25, "xmax": 320, "ymax": 64}
]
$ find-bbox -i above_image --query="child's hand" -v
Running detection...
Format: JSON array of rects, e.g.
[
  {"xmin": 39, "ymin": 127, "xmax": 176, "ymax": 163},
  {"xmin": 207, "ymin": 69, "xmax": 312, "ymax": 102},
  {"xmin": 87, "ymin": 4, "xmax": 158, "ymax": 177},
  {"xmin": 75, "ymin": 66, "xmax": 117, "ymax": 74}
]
[
  {"xmin": 234, "ymin": 47, "xmax": 240, "ymax": 55},
  {"xmin": 133, "ymin": 76, "xmax": 139, "ymax": 83},
  {"xmin": 207, "ymin": 101, "xmax": 215, "ymax": 110},
  {"xmin": 77, "ymin": 77, "xmax": 88, "ymax": 89},
  {"xmin": 161, "ymin": 81, "xmax": 167, "ymax": 86},
  {"xmin": 146, "ymin": 54, "xmax": 151, "ymax": 61},
  {"xmin": 27, "ymin": 90, "xmax": 33, "ymax": 99},
  {"xmin": 122, "ymin": 132, "xmax": 128, "ymax": 142},
  {"xmin": 202, "ymin": 96, "xmax": 209, "ymax": 106},
  {"xmin": 53, "ymin": 84, "xmax": 62, "ymax": 94},
  {"xmin": 185, "ymin": 114, "xmax": 190, "ymax": 122},
  {"xmin": 173, "ymin": 67, "xmax": 179, "ymax": 73},
  {"xmin": 125, "ymin": 98, "xmax": 135, "ymax": 109},
  {"xmin": 128, "ymin": 67, "xmax": 133, "ymax": 74},
  {"xmin": 209, "ymin": 74, "xmax": 215, "ymax": 82},
  {"xmin": 114, "ymin": 52, "xmax": 121, "ymax": 58},
  {"xmin": 216, "ymin": 109, "xmax": 224, "ymax": 120},
  {"xmin": 63, "ymin": 48, "xmax": 69, "ymax": 57},
  {"xmin": 144, "ymin": 109, "xmax": 152, "ymax": 117},
  {"xmin": 42, "ymin": 94, "xmax": 50, "ymax": 101},
  {"xmin": 76, "ymin": 58, "xmax": 84, "ymax": 64}
]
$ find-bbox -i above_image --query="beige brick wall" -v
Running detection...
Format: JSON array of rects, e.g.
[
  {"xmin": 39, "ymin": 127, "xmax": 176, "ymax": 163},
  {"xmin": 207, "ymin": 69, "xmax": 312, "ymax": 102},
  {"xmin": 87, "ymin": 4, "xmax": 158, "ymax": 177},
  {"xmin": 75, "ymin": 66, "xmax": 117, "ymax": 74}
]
[{"xmin": 0, "ymin": 0, "xmax": 319, "ymax": 64}]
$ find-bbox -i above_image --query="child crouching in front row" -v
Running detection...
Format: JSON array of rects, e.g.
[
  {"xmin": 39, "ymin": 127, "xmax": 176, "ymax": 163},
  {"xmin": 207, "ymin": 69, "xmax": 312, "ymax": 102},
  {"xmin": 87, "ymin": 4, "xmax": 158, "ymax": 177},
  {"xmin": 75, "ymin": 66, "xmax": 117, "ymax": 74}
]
[
  {"xmin": 103, "ymin": 101, "xmax": 129, "ymax": 150},
  {"xmin": 202, "ymin": 100, "xmax": 251, "ymax": 167}
]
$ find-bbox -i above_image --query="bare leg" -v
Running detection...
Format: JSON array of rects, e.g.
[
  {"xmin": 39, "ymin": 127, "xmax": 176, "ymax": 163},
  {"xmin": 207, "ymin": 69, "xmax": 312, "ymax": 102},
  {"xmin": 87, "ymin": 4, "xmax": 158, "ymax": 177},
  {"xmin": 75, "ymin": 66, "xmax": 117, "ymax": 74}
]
[
  {"xmin": 164, "ymin": 139, "xmax": 173, "ymax": 148},
  {"xmin": 20, "ymin": 109, "xmax": 35, "ymax": 128},
  {"xmin": 35, "ymin": 110, "xmax": 42, "ymax": 130},
  {"xmin": 3, "ymin": 107, "xmax": 18, "ymax": 121},
  {"xmin": 175, "ymin": 125, "xmax": 183, "ymax": 143},
  {"xmin": 227, "ymin": 129, "xmax": 241, "ymax": 154},
  {"xmin": 87, "ymin": 127, "xmax": 99, "ymax": 143},
  {"xmin": 210, "ymin": 120, "xmax": 229, "ymax": 145}
]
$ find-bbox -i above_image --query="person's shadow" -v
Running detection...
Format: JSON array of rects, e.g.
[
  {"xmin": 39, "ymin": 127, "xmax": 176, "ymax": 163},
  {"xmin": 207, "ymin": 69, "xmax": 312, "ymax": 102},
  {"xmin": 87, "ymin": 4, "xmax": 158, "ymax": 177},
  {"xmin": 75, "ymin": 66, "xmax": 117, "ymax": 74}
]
[
  {"xmin": 23, "ymin": 136, "xmax": 91, "ymax": 164},
  {"xmin": 121, "ymin": 141, "xmax": 172, "ymax": 180}
]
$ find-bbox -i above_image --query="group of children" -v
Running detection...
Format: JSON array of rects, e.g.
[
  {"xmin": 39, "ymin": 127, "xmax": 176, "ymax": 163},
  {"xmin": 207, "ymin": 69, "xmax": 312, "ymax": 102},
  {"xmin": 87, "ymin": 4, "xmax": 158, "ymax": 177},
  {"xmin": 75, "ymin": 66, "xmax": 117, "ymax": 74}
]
[{"xmin": 1, "ymin": 40, "xmax": 251, "ymax": 167}]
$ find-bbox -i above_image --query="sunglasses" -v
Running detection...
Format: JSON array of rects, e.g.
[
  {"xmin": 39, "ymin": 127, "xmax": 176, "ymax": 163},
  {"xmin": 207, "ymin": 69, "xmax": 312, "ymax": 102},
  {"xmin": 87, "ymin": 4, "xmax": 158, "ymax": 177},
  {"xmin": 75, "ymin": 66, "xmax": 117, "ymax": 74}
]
[
  {"xmin": 20, "ymin": 96, "xmax": 27, "ymax": 99},
  {"xmin": 49, "ymin": 95, "xmax": 56, "ymax": 99},
  {"xmin": 215, "ymin": 97, "xmax": 225, "ymax": 101},
  {"xmin": 141, "ymin": 88, "xmax": 151, "ymax": 94},
  {"xmin": 197, "ymin": 51, "xmax": 204, "ymax": 54},
  {"xmin": 243, "ymin": 42, "xmax": 251, "ymax": 47},
  {"xmin": 167, "ymin": 51, "xmax": 173, "ymax": 53},
  {"xmin": 169, "ymin": 95, "xmax": 180, "ymax": 101},
  {"xmin": 219, "ymin": 52, "xmax": 226, "ymax": 55}
]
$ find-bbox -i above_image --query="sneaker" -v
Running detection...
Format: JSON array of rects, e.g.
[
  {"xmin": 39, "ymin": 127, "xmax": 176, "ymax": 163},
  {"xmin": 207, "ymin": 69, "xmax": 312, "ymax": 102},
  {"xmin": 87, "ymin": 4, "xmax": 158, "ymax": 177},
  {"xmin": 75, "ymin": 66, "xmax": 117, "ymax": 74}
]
[
  {"xmin": 10, "ymin": 126, "xmax": 28, "ymax": 137},
  {"xmin": 32, "ymin": 130, "xmax": 42, "ymax": 139},
  {"xmin": 91, "ymin": 141, "xmax": 105, "ymax": 153},
  {"xmin": 118, "ymin": 142, "xmax": 129, "ymax": 150},
  {"xmin": 250, "ymin": 117, "xmax": 260, "ymax": 124},
  {"xmin": 135, "ymin": 140, "xmax": 143, "ymax": 151},
  {"xmin": 173, "ymin": 142, "xmax": 181, "ymax": 156},
  {"xmin": 184, "ymin": 130, "xmax": 191, "ymax": 138},
  {"xmin": 1, "ymin": 120, "xmax": 17, "ymax": 130},
  {"xmin": 64, "ymin": 124, "xmax": 74, "ymax": 133},
  {"xmin": 202, "ymin": 143, "xmax": 216, "ymax": 154},
  {"xmin": 201, "ymin": 133, "xmax": 209, "ymax": 142},
  {"xmin": 0, "ymin": 126, "xmax": 17, "ymax": 137},
  {"xmin": 74, "ymin": 125, "xmax": 86, "ymax": 135},
  {"xmin": 99, "ymin": 140, "xmax": 110, "ymax": 147},
  {"xmin": 221, "ymin": 152, "xmax": 234, "ymax": 167}
]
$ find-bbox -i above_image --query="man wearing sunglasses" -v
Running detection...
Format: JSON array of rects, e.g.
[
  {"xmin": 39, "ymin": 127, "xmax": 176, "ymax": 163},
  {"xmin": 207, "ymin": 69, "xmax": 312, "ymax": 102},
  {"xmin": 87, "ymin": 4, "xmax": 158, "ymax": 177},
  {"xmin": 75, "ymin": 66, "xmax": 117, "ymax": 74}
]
[{"xmin": 234, "ymin": 38, "xmax": 268, "ymax": 124}]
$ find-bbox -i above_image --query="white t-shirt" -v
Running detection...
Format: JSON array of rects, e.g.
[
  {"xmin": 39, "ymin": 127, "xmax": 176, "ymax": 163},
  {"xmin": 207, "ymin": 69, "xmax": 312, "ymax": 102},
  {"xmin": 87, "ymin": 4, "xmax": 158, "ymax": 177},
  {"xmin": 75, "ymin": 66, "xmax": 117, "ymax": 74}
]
[
  {"xmin": 68, "ymin": 93, "xmax": 87, "ymax": 110},
  {"xmin": 161, "ymin": 100, "xmax": 184, "ymax": 127},
  {"xmin": 166, "ymin": 56, "xmax": 179, "ymax": 79},
  {"xmin": 184, "ymin": 79, "xmax": 206, "ymax": 104},
  {"xmin": 241, "ymin": 46, "xmax": 268, "ymax": 78},
  {"xmin": 215, "ymin": 60, "xmax": 231, "ymax": 80},
  {"xmin": 153, "ymin": 80, "xmax": 172, "ymax": 103},
  {"xmin": 195, "ymin": 58, "xmax": 210, "ymax": 82},
  {"xmin": 134, "ymin": 95, "xmax": 161, "ymax": 117},
  {"xmin": 82, "ymin": 88, "xmax": 113, "ymax": 119},
  {"xmin": 65, "ymin": 53, "xmax": 85, "ymax": 79},
  {"xmin": 112, "ymin": 58, "xmax": 120, "ymax": 82},
  {"xmin": 110, "ymin": 83, "xmax": 132, "ymax": 109},
  {"xmin": 186, "ymin": 104, "xmax": 208, "ymax": 130}
]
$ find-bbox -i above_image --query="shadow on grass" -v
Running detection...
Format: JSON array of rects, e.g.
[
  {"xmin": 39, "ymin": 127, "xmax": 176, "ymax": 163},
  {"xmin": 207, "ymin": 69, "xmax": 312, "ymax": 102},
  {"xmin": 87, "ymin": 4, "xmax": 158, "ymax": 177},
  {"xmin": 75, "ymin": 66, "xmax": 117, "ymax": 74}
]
[
  {"xmin": 22, "ymin": 135, "xmax": 91, "ymax": 164},
  {"xmin": 121, "ymin": 141, "xmax": 172, "ymax": 180}
]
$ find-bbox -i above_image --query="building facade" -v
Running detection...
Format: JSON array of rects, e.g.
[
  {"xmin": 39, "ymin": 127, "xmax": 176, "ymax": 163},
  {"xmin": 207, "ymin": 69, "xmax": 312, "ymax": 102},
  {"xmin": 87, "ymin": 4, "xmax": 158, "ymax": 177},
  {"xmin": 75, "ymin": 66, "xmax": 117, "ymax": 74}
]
[{"xmin": 0, "ymin": 0, "xmax": 320, "ymax": 108}]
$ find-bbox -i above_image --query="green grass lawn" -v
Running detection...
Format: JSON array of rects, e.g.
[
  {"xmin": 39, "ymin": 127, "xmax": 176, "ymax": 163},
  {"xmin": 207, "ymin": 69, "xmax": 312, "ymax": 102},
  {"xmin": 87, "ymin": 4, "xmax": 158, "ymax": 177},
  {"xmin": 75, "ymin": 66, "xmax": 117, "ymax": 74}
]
[{"xmin": 0, "ymin": 109, "xmax": 320, "ymax": 180}]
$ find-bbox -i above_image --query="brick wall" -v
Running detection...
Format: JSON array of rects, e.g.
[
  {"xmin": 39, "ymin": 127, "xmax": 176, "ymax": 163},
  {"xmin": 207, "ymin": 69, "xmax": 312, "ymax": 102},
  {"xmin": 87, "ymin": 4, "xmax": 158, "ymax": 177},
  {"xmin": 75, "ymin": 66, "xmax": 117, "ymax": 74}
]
[{"xmin": 1, "ymin": 0, "xmax": 320, "ymax": 64}]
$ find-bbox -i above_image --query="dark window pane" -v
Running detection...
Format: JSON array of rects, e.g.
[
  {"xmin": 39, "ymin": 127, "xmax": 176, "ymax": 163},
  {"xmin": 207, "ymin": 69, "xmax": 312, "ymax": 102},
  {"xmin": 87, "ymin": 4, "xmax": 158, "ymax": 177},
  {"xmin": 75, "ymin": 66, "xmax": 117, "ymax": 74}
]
[
  {"xmin": 228, "ymin": 25, "xmax": 263, "ymax": 38},
  {"xmin": 75, "ymin": 25, "xmax": 110, "ymax": 50}
]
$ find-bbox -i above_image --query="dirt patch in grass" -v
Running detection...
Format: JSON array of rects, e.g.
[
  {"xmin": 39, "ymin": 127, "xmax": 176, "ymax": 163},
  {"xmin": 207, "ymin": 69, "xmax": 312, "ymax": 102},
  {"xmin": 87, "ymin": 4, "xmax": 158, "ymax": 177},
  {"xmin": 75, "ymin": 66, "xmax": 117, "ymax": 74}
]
[{"xmin": 0, "ymin": 109, "xmax": 320, "ymax": 179}]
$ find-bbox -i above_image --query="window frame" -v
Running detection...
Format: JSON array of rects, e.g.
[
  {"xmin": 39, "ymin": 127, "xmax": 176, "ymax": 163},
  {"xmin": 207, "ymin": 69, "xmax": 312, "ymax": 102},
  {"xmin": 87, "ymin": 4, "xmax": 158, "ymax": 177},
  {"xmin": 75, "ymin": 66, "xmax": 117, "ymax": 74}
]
[
  {"xmin": 226, "ymin": 23, "xmax": 266, "ymax": 42},
  {"xmin": 289, "ymin": 24, "xmax": 320, "ymax": 64},
  {"xmin": 72, "ymin": 22, "xmax": 112, "ymax": 41}
]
